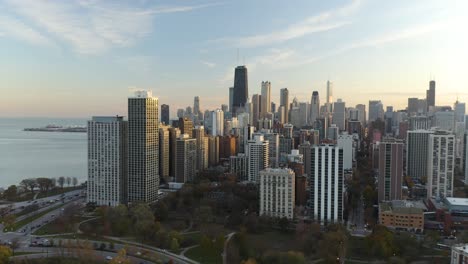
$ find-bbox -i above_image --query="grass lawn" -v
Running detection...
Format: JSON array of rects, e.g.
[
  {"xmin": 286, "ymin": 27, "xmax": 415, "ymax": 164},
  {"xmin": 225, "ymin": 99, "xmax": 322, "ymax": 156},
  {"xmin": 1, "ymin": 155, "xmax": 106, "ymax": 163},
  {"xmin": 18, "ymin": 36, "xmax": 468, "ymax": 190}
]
[
  {"xmin": 50, "ymin": 233, "xmax": 116, "ymax": 243},
  {"xmin": 33, "ymin": 216, "xmax": 90, "ymax": 235},
  {"xmin": 6, "ymin": 204, "xmax": 64, "ymax": 232},
  {"xmin": 36, "ymin": 187, "xmax": 83, "ymax": 199},
  {"xmin": 246, "ymin": 230, "xmax": 299, "ymax": 253},
  {"xmin": 185, "ymin": 245, "xmax": 222, "ymax": 264}
]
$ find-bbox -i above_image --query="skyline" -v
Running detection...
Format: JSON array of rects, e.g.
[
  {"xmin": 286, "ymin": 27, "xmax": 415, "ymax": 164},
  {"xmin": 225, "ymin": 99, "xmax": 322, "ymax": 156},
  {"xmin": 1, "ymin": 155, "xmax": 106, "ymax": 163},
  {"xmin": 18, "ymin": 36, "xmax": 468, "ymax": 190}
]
[{"xmin": 1, "ymin": 0, "xmax": 468, "ymax": 118}]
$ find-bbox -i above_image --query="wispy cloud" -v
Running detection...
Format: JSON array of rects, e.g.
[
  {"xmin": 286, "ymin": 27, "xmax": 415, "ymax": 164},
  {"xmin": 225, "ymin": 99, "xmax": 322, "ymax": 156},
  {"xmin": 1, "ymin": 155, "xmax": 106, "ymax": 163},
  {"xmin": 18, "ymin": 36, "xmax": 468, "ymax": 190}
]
[
  {"xmin": 0, "ymin": 15, "xmax": 53, "ymax": 46},
  {"xmin": 3, "ymin": 0, "xmax": 217, "ymax": 54},
  {"xmin": 214, "ymin": 0, "xmax": 361, "ymax": 48},
  {"xmin": 201, "ymin": 60, "xmax": 216, "ymax": 68}
]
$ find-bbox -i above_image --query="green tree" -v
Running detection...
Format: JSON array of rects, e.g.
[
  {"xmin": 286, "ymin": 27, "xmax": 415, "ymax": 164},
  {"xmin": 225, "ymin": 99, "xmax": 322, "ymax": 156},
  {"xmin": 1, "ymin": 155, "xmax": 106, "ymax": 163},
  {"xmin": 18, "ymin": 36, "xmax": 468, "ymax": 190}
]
[
  {"xmin": 365, "ymin": 225, "xmax": 396, "ymax": 258},
  {"xmin": 110, "ymin": 248, "xmax": 131, "ymax": 264},
  {"xmin": 200, "ymin": 235, "xmax": 213, "ymax": 251},
  {"xmin": 109, "ymin": 205, "xmax": 131, "ymax": 236},
  {"xmin": 3, "ymin": 214, "xmax": 16, "ymax": 231},
  {"xmin": 278, "ymin": 217, "xmax": 289, "ymax": 232},
  {"xmin": 215, "ymin": 234, "xmax": 225, "ymax": 252},
  {"xmin": 3, "ymin": 185, "xmax": 17, "ymax": 201},
  {"xmin": 153, "ymin": 201, "xmax": 169, "ymax": 221},
  {"xmin": 130, "ymin": 203, "xmax": 156, "ymax": 241},
  {"xmin": 0, "ymin": 245, "xmax": 12, "ymax": 263},
  {"xmin": 170, "ymin": 237, "xmax": 180, "ymax": 252},
  {"xmin": 20, "ymin": 178, "xmax": 37, "ymax": 194},
  {"xmin": 319, "ymin": 225, "xmax": 348, "ymax": 263}
]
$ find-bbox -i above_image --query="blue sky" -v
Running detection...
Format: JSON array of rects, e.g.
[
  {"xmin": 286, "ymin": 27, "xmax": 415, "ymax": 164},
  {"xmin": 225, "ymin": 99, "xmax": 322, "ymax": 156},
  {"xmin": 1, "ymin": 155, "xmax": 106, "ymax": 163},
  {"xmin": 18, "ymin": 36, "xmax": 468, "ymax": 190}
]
[{"xmin": 0, "ymin": 0, "xmax": 467, "ymax": 118}]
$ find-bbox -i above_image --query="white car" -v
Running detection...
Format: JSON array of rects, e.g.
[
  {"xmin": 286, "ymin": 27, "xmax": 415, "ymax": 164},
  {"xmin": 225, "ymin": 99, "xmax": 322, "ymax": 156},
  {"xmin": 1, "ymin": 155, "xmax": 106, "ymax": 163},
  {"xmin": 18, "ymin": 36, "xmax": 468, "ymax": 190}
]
[{"xmin": 106, "ymin": 256, "xmax": 113, "ymax": 261}]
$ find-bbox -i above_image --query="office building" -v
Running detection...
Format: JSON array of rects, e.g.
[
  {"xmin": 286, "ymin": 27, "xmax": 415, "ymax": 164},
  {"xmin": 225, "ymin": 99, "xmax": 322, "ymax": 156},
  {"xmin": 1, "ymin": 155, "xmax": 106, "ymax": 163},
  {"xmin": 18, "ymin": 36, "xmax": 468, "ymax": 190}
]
[
  {"xmin": 263, "ymin": 132, "xmax": 279, "ymax": 168},
  {"xmin": 464, "ymin": 133, "xmax": 468, "ymax": 183},
  {"xmin": 409, "ymin": 116, "xmax": 431, "ymax": 130},
  {"xmin": 326, "ymin": 80, "xmax": 333, "ymax": 113},
  {"xmin": 220, "ymin": 135, "xmax": 237, "ymax": 159},
  {"xmin": 261, "ymin": 81, "xmax": 271, "ymax": 116},
  {"xmin": 280, "ymin": 88, "xmax": 289, "ymax": 123},
  {"xmin": 232, "ymin": 66, "xmax": 248, "ymax": 115},
  {"xmin": 333, "ymin": 99, "xmax": 346, "ymax": 131},
  {"xmin": 208, "ymin": 135, "xmax": 220, "ymax": 166},
  {"xmin": 251, "ymin": 94, "xmax": 261, "ymax": 128},
  {"xmin": 175, "ymin": 134, "xmax": 197, "ymax": 183},
  {"xmin": 369, "ymin": 100, "xmax": 384, "ymax": 122},
  {"xmin": 271, "ymin": 102, "xmax": 276, "ymax": 113},
  {"xmin": 229, "ymin": 87, "xmax": 234, "ymax": 113},
  {"xmin": 434, "ymin": 111, "xmax": 455, "ymax": 131},
  {"xmin": 230, "ymin": 153, "xmax": 248, "ymax": 181},
  {"xmin": 328, "ymin": 124, "xmax": 339, "ymax": 141},
  {"xmin": 406, "ymin": 130, "xmax": 434, "ymax": 180},
  {"xmin": 247, "ymin": 134, "xmax": 269, "ymax": 182},
  {"xmin": 159, "ymin": 125, "xmax": 170, "ymax": 182},
  {"xmin": 259, "ymin": 168, "xmax": 295, "ymax": 219},
  {"xmin": 379, "ymin": 200, "xmax": 424, "ymax": 232},
  {"xmin": 378, "ymin": 139, "xmax": 404, "ymax": 201},
  {"xmin": 161, "ymin": 104, "xmax": 170, "ymax": 125},
  {"xmin": 455, "ymin": 100, "xmax": 466, "ymax": 123},
  {"xmin": 179, "ymin": 117, "xmax": 194, "ymax": 135},
  {"xmin": 427, "ymin": 131, "xmax": 455, "ymax": 198},
  {"xmin": 305, "ymin": 144, "xmax": 344, "ymax": 224},
  {"xmin": 356, "ymin": 104, "xmax": 367, "ymax": 125},
  {"xmin": 407, "ymin": 98, "xmax": 419, "ymax": 116},
  {"xmin": 87, "ymin": 116, "xmax": 127, "ymax": 207},
  {"xmin": 193, "ymin": 126, "xmax": 208, "ymax": 171},
  {"xmin": 337, "ymin": 132, "xmax": 354, "ymax": 170},
  {"xmin": 310, "ymin": 91, "xmax": 320, "ymax": 125},
  {"xmin": 210, "ymin": 109, "xmax": 224, "ymax": 136},
  {"xmin": 427, "ymin": 80, "xmax": 436, "ymax": 111},
  {"xmin": 128, "ymin": 90, "xmax": 159, "ymax": 204}
]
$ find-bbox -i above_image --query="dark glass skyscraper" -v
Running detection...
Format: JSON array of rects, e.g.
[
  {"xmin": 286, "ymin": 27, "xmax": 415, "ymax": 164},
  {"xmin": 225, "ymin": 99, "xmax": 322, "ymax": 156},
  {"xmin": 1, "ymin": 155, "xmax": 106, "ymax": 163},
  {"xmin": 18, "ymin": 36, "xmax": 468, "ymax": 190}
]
[
  {"xmin": 426, "ymin": 80, "xmax": 435, "ymax": 111},
  {"xmin": 161, "ymin": 104, "xmax": 169, "ymax": 125},
  {"xmin": 232, "ymin": 66, "xmax": 248, "ymax": 115}
]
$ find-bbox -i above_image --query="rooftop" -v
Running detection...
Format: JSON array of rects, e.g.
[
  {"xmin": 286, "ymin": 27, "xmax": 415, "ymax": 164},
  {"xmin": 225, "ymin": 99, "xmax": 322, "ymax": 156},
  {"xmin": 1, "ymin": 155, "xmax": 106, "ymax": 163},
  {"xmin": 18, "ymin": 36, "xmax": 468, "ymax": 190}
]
[
  {"xmin": 445, "ymin": 197, "xmax": 468, "ymax": 207},
  {"xmin": 380, "ymin": 200, "xmax": 426, "ymax": 214}
]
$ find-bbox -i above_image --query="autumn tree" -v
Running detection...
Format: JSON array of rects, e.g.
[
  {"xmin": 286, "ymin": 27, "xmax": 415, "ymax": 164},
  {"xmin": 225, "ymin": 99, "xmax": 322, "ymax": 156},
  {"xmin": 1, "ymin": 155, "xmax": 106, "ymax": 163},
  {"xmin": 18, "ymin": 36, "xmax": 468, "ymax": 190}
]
[{"xmin": 0, "ymin": 245, "xmax": 12, "ymax": 263}]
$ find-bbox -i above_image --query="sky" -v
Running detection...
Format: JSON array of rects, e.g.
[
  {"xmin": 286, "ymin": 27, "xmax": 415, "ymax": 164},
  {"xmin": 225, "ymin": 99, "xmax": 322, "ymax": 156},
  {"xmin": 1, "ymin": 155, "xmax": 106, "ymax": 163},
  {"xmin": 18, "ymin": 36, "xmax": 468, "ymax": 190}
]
[{"xmin": 0, "ymin": 0, "xmax": 467, "ymax": 118}]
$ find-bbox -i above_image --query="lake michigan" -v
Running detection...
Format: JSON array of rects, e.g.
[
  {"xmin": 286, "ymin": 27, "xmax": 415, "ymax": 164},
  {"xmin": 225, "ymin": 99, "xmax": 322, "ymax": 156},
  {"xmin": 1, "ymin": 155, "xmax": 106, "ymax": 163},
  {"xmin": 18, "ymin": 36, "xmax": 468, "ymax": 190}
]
[{"xmin": 0, "ymin": 118, "xmax": 87, "ymax": 189}]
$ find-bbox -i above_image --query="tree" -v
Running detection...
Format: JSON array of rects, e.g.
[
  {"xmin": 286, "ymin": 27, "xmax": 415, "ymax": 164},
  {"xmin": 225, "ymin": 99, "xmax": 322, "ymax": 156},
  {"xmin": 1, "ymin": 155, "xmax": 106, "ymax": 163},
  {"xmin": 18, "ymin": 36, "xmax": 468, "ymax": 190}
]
[
  {"xmin": 130, "ymin": 203, "xmax": 156, "ymax": 241},
  {"xmin": 3, "ymin": 214, "xmax": 16, "ymax": 231},
  {"xmin": 109, "ymin": 205, "xmax": 131, "ymax": 236},
  {"xmin": 10, "ymin": 238, "xmax": 20, "ymax": 255},
  {"xmin": 365, "ymin": 225, "xmax": 396, "ymax": 258},
  {"xmin": 99, "ymin": 242, "xmax": 106, "ymax": 251},
  {"xmin": 72, "ymin": 177, "xmax": 78, "ymax": 187},
  {"xmin": 153, "ymin": 201, "xmax": 169, "ymax": 221},
  {"xmin": 3, "ymin": 185, "xmax": 17, "ymax": 201},
  {"xmin": 278, "ymin": 217, "xmax": 289, "ymax": 232},
  {"xmin": 215, "ymin": 234, "xmax": 225, "ymax": 252},
  {"xmin": 20, "ymin": 178, "xmax": 37, "ymax": 194},
  {"xmin": 200, "ymin": 235, "xmax": 213, "ymax": 251},
  {"xmin": 66, "ymin": 177, "xmax": 72, "ymax": 187},
  {"xmin": 170, "ymin": 237, "xmax": 180, "ymax": 251},
  {"xmin": 109, "ymin": 249, "xmax": 131, "ymax": 264},
  {"xmin": 319, "ymin": 225, "xmax": 348, "ymax": 263},
  {"xmin": 109, "ymin": 242, "xmax": 115, "ymax": 250},
  {"xmin": 58, "ymin": 177, "xmax": 65, "ymax": 188},
  {"xmin": 0, "ymin": 246, "xmax": 12, "ymax": 263}
]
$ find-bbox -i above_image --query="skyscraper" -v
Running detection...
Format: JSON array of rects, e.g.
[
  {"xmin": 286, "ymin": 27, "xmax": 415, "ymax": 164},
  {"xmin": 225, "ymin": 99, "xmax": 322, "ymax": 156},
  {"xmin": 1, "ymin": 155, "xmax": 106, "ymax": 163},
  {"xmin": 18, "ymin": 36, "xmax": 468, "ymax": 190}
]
[
  {"xmin": 454, "ymin": 100, "xmax": 466, "ymax": 123},
  {"xmin": 333, "ymin": 99, "xmax": 346, "ymax": 131},
  {"xmin": 251, "ymin": 94, "xmax": 261, "ymax": 128},
  {"xmin": 229, "ymin": 87, "xmax": 234, "ymax": 113},
  {"xmin": 175, "ymin": 134, "xmax": 197, "ymax": 183},
  {"xmin": 464, "ymin": 132, "xmax": 468, "ymax": 183},
  {"xmin": 87, "ymin": 116, "xmax": 127, "ymax": 207},
  {"xmin": 161, "ymin": 104, "xmax": 170, "ymax": 125},
  {"xmin": 179, "ymin": 117, "xmax": 194, "ymax": 135},
  {"xmin": 378, "ymin": 139, "xmax": 404, "ymax": 201},
  {"xmin": 128, "ymin": 90, "xmax": 159, "ymax": 204},
  {"xmin": 426, "ymin": 80, "xmax": 436, "ymax": 111},
  {"xmin": 427, "ymin": 131, "xmax": 455, "ymax": 198},
  {"xmin": 261, "ymin": 81, "xmax": 271, "ymax": 116},
  {"xmin": 356, "ymin": 104, "xmax": 366, "ymax": 125},
  {"xmin": 369, "ymin": 100, "xmax": 384, "ymax": 122},
  {"xmin": 168, "ymin": 127, "xmax": 180, "ymax": 179},
  {"xmin": 247, "ymin": 134, "xmax": 269, "ymax": 183},
  {"xmin": 305, "ymin": 144, "xmax": 344, "ymax": 224},
  {"xmin": 194, "ymin": 96, "xmax": 201, "ymax": 122},
  {"xmin": 280, "ymin": 88, "xmax": 289, "ymax": 123},
  {"xmin": 310, "ymin": 91, "xmax": 320, "ymax": 125},
  {"xmin": 259, "ymin": 168, "xmax": 295, "ymax": 220},
  {"xmin": 159, "ymin": 125, "xmax": 170, "ymax": 183},
  {"xmin": 193, "ymin": 126, "xmax": 208, "ymax": 171},
  {"xmin": 210, "ymin": 109, "xmax": 224, "ymax": 136},
  {"xmin": 326, "ymin": 80, "xmax": 333, "ymax": 105},
  {"xmin": 232, "ymin": 66, "xmax": 248, "ymax": 115},
  {"xmin": 406, "ymin": 130, "xmax": 434, "ymax": 180}
]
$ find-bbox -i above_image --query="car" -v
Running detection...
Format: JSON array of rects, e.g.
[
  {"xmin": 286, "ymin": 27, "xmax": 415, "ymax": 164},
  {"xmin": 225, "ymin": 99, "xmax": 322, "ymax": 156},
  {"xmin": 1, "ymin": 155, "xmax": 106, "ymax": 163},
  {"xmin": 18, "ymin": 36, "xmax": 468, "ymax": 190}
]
[
  {"xmin": 136, "ymin": 251, "xmax": 142, "ymax": 256},
  {"xmin": 106, "ymin": 256, "xmax": 113, "ymax": 261}
]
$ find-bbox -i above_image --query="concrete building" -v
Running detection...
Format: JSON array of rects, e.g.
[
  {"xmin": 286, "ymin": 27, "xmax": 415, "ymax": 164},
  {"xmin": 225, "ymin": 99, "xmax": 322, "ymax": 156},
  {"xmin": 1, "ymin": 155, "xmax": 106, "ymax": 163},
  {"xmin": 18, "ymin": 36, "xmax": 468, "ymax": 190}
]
[
  {"xmin": 159, "ymin": 125, "xmax": 170, "ymax": 182},
  {"xmin": 427, "ymin": 80, "xmax": 436, "ymax": 111},
  {"xmin": 261, "ymin": 81, "xmax": 271, "ymax": 117},
  {"xmin": 427, "ymin": 131, "xmax": 455, "ymax": 198},
  {"xmin": 333, "ymin": 99, "xmax": 346, "ymax": 131},
  {"xmin": 179, "ymin": 117, "xmax": 194, "ymax": 135},
  {"xmin": 356, "ymin": 104, "xmax": 366, "ymax": 125},
  {"xmin": 168, "ymin": 127, "xmax": 180, "ymax": 179},
  {"xmin": 337, "ymin": 132, "xmax": 354, "ymax": 170},
  {"xmin": 379, "ymin": 200, "xmax": 424, "ymax": 232},
  {"xmin": 434, "ymin": 111, "xmax": 455, "ymax": 131},
  {"xmin": 193, "ymin": 126, "xmax": 208, "ymax": 172},
  {"xmin": 465, "ymin": 133, "xmax": 468, "ymax": 183},
  {"xmin": 175, "ymin": 134, "xmax": 197, "ymax": 183},
  {"xmin": 369, "ymin": 100, "xmax": 384, "ymax": 122},
  {"xmin": 328, "ymin": 124, "xmax": 339, "ymax": 141},
  {"xmin": 326, "ymin": 80, "xmax": 333, "ymax": 113},
  {"xmin": 251, "ymin": 94, "xmax": 261, "ymax": 128},
  {"xmin": 409, "ymin": 116, "xmax": 431, "ymax": 130},
  {"xmin": 128, "ymin": 90, "xmax": 159, "ymax": 204},
  {"xmin": 280, "ymin": 88, "xmax": 289, "ymax": 123},
  {"xmin": 451, "ymin": 244, "xmax": 468, "ymax": 264},
  {"xmin": 87, "ymin": 116, "xmax": 127, "ymax": 207},
  {"xmin": 230, "ymin": 153, "xmax": 248, "ymax": 181},
  {"xmin": 161, "ymin": 104, "xmax": 170, "ymax": 125},
  {"xmin": 454, "ymin": 100, "xmax": 466, "ymax": 123},
  {"xmin": 406, "ymin": 130, "xmax": 434, "ymax": 180},
  {"xmin": 263, "ymin": 132, "xmax": 279, "ymax": 168},
  {"xmin": 259, "ymin": 168, "xmax": 295, "ymax": 219},
  {"xmin": 378, "ymin": 139, "xmax": 404, "ymax": 201},
  {"xmin": 210, "ymin": 109, "xmax": 224, "ymax": 136},
  {"xmin": 208, "ymin": 135, "xmax": 220, "ymax": 166},
  {"xmin": 310, "ymin": 91, "xmax": 320, "ymax": 125},
  {"xmin": 305, "ymin": 144, "xmax": 344, "ymax": 224},
  {"xmin": 232, "ymin": 65, "xmax": 248, "ymax": 115},
  {"xmin": 247, "ymin": 134, "xmax": 269, "ymax": 183}
]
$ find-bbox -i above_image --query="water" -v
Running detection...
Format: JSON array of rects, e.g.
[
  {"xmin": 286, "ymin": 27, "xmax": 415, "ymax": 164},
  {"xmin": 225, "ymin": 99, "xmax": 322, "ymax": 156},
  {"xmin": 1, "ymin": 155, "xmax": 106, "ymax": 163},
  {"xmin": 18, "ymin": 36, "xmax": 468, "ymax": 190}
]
[{"xmin": 0, "ymin": 118, "xmax": 87, "ymax": 189}]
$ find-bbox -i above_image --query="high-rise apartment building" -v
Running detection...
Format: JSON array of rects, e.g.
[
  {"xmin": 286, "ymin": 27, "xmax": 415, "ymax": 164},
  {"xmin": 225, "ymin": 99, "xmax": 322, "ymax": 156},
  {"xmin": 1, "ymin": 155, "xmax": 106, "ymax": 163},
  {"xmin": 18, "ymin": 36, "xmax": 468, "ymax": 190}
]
[
  {"xmin": 305, "ymin": 144, "xmax": 344, "ymax": 224},
  {"xmin": 128, "ymin": 91, "xmax": 159, "ymax": 204},
  {"xmin": 378, "ymin": 139, "xmax": 404, "ymax": 201},
  {"xmin": 247, "ymin": 134, "xmax": 269, "ymax": 182},
  {"xmin": 179, "ymin": 117, "xmax": 194, "ymax": 135},
  {"xmin": 259, "ymin": 168, "xmax": 295, "ymax": 220},
  {"xmin": 326, "ymin": 80, "xmax": 333, "ymax": 106},
  {"xmin": 280, "ymin": 88, "xmax": 289, "ymax": 123},
  {"xmin": 161, "ymin": 104, "xmax": 170, "ymax": 125},
  {"xmin": 434, "ymin": 111, "xmax": 455, "ymax": 131},
  {"xmin": 426, "ymin": 80, "xmax": 436, "ymax": 111},
  {"xmin": 406, "ymin": 130, "xmax": 434, "ymax": 180},
  {"xmin": 427, "ymin": 131, "xmax": 455, "ymax": 198},
  {"xmin": 230, "ymin": 153, "xmax": 248, "ymax": 181},
  {"xmin": 333, "ymin": 99, "xmax": 346, "ymax": 131},
  {"xmin": 193, "ymin": 126, "xmax": 208, "ymax": 172},
  {"xmin": 369, "ymin": 100, "xmax": 384, "ymax": 122},
  {"xmin": 168, "ymin": 127, "xmax": 180, "ymax": 179},
  {"xmin": 356, "ymin": 104, "xmax": 366, "ymax": 125},
  {"xmin": 337, "ymin": 132, "xmax": 353, "ymax": 170},
  {"xmin": 454, "ymin": 100, "xmax": 466, "ymax": 123},
  {"xmin": 210, "ymin": 109, "xmax": 224, "ymax": 136},
  {"xmin": 261, "ymin": 81, "xmax": 271, "ymax": 116},
  {"xmin": 208, "ymin": 135, "xmax": 220, "ymax": 166},
  {"xmin": 310, "ymin": 91, "xmax": 320, "ymax": 125},
  {"xmin": 175, "ymin": 134, "xmax": 197, "ymax": 183},
  {"xmin": 233, "ymin": 66, "xmax": 248, "ymax": 115},
  {"xmin": 87, "ymin": 116, "xmax": 127, "ymax": 207},
  {"xmin": 159, "ymin": 125, "xmax": 170, "ymax": 182},
  {"xmin": 251, "ymin": 94, "xmax": 261, "ymax": 128},
  {"xmin": 464, "ymin": 133, "xmax": 468, "ymax": 183}
]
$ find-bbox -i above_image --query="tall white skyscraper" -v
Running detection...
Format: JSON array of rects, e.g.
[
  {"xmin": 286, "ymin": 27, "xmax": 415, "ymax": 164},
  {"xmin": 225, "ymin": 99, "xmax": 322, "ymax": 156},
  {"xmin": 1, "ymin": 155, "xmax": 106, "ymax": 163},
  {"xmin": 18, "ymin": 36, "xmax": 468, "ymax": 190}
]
[
  {"xmin": 406, "ymin": 130, "xmax": 434, "ymax": 180},
  {"xmin": 261, "ymin": 81, "xmax": 271, "ymax": 116},
  {"xmin": 326, "ymin": 80, "xmax": 333, "ymax": 105},
  {"xmin": 454, "ymin": 100, "xmax": 466, "ymax": 123},
  {"xmin": 427, "ymin": 131, "xmax": 455, "ymax": 198},
  {"xmin": 337, "ymin": 132, "xmax": 353, "ymax": 170},
  {"xmin": 210, "ymin": 109, "xmax": 224, "ymax": 136},
  {"xmin": 259, "ymin": 168, "xmax": 295, "ymax": 219},
  {"xmin": 310, "ymin": 91, "xmax": 320, "ymax": 125},
  {"xmin": 305, "ymin": 144, "xmax": 344, "ymax": 224},
  {"xmin": 333, "ymin": 99, "xmax": 346, "ymax": 131},
  {"xmin": 247, "ymin": 134, "xmax": 269, "ymax": 182},
  {"xmin": 87, "ymin": 116, "xmax": 127, "ymax": 207},
  {"xmin": 128, "ymin": 91, "xmax": 159, "ymax": 204}
]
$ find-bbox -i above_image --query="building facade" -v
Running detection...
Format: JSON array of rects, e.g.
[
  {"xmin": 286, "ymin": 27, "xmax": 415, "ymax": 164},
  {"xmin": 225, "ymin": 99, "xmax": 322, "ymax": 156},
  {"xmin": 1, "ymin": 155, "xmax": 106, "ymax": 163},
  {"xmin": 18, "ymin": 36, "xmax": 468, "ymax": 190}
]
[
  {"xmin": 247, "ymin": 134, "xmax": 269, "ymax": 182},
  {"xmin": 259, "ymin": 168, "xmax": 295, "ymax": 219},
  {"xmin": 175, "ymin": 134, "xmax": 197, "ymax": 183},
  {"xmin": 406, "ymin": 130, "xmax": 434, "ymax": 180},
  {"xmin": 427, "ymin": 131, "xmax": 455, "ymax": 198},
  {"xmin": 159, "ymin": 125, "xmax": 170, "ymax": 182},
  {"xmin": 378, "ymin": 139, "xmax": 404, "ymax": 201}
]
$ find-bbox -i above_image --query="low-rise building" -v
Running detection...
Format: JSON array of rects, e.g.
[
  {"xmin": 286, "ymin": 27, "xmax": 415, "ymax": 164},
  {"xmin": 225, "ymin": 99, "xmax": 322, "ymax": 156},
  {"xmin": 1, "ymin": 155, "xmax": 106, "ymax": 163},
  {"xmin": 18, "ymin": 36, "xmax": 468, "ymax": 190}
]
[
  {"xmin": 451, "ymin": 244, "xmax": 468, "ymax": 264},
  {"xmin": 379, "ymin": 200, "xmax": 425, "ymax": 232}
]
